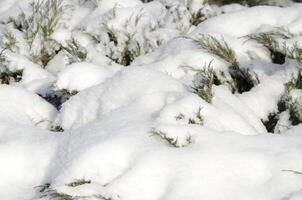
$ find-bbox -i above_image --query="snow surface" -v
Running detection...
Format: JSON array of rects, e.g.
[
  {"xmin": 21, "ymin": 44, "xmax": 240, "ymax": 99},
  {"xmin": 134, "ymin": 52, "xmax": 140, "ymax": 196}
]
[{"xmin": 0, "ymin": 1, "xmax": 302, "ymax": 200}]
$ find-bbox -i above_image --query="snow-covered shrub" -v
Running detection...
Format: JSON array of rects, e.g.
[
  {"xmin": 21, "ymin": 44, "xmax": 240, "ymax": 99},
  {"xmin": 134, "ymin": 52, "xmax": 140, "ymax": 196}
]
[
  {"xmin": 265, "ymin": 70, "xmax": 302, "ymax": 133},
  {"xmin": 4, "ymin": 0, "xmax": 64, "ymax": 67},
  {"xmin": 160, "ymin": 0, "xmax": 212, "ymax": 29},
  {"xmin": 62, "ymin": 38, "xmax": 87, "ymax": 63},
  {"xmin": 87, "ymin": 6, "xmax": 165, "ymax": 66},
  {"xmin": 190, "ymin": 34, "xmax": 259, "ymax": 93},
  {"xmin": 25, "ymin": 0, "xmax": 63, "ymax": 66}
]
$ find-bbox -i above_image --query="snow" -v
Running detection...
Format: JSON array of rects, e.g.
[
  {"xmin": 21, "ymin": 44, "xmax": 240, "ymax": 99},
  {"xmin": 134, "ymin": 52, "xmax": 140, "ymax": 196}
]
[
  {"xmin": 55, "ymin": 62, "xmax": 119, "ymax": 92},
  {"xmin": 0, "ymin": 1, "xmax": 302, "ymax": 200}
]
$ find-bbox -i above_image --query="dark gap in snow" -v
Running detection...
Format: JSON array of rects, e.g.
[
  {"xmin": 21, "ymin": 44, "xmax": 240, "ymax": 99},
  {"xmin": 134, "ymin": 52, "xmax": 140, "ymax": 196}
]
[
  {"xmin": 261, "ymin": 113, "xmax": 279, "ymax": 133},
  {"xmin": 0, "ymin": 69, "xmax": 23, "ymax": 84},
  {"xmin": 270, "ymin": 49, "xmax": 286, "ymax": 65},
  {"xmin": 39, "ymin": 90, "xmax": 78, "ymax": 110}
]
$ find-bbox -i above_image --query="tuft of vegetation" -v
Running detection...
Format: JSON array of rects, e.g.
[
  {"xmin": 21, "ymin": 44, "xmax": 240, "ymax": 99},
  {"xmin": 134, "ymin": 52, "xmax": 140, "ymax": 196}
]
[
  {"xmin": 248, "ymin": 29, "xmax": 302, "ymax": 64},
  {"xmin": 192, "ymin": 35, "xmax": 239, "ymax": 67},
  {"xmin": 286, "ymin": 70, "xmax": 302, "ymax": 91},
  {"xmin": 262, "ymin": 69, "xmax": 302, "ymax": 133},
  {"xmin": 261, "ymin": 112, "xmax": 279, "ymax": 133},
  {"xmin": 191, "ymin": 62, "xmax": 219, "ymax": 103},
  {"xmin": 188, "ymin": 107, "xmax": 204, "ymax": 125},
  {"xmin": 8, "ymin": 0, "xmax": 64, "ymax": 67},
  {"xmin": 189, "ymin": 35, "xmax": 259, "ymax": 93},
  {"xmin": 150, "ymin": 128, "xmax": 193, "ymax": 148},
  {"xmin": 63, "ymin": 38, "xmax": 88, "ymax": 63}
]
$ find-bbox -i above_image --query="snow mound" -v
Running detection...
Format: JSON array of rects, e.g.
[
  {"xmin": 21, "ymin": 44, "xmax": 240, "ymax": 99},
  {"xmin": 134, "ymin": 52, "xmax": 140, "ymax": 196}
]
[
  {"xmin": 0, "ymin": 85, "xmax": 57, "ymax": 129},
  {"xmin": 55, "ymin": 62, "xmax": 119, "ymax": 92}
]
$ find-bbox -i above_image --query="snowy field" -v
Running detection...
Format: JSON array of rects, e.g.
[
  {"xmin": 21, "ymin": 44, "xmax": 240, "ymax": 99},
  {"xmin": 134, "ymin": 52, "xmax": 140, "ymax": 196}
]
[{"xmin": 0, "ymin": 0, "xmax": 302, "ymax": 199}]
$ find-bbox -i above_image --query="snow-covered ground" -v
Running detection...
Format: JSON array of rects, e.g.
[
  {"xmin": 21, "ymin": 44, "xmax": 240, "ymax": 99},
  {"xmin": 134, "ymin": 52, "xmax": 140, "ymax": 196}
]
[{"xmin": 0, "ymin": 0, "xmax": 302, "ymax": 200}]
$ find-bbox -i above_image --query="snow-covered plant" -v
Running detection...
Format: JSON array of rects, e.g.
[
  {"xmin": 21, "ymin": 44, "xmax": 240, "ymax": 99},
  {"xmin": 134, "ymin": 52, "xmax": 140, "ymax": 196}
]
[
  {"xmin": 150, "ymin": 128, "xmax": 193, "ymax": 148},
  {"xmin": 285, "ymin": 70, "xmax": 302, "ymax": 90},
  {"xmin": 283, "ymin": 70, "xmax": 302, "ymax": 125},
  {"xmin": 0, "ymin": 43, "xmax": 22, "ymax": 84},
  {"xmin": 190, "ymin": 35, "xmax": 259, "ymax": 93},
  {"xmin": 27, "ymin": 0, "xmax": 63, "ymax": 66},
  {"xmin": 175, "ymin": 108, "xmax": 204, "ymax": 125},
  {"xmin": 266, "ymin": 70, "xmax": 302, "ymax": 132},
  {"xmin": 285, "ymin": 43, "xmax": 302, "ymax": 64},
  {"xmin": 163, "ymin": 0, "xmax": 210, "ymax": 32},
  {"xmin": 248, "ymin": 29, "xmax": 302, "ymax": 64},
  {"xmin": 6, "ymin": 0, "xmax": 64, "ymax": 66},
  {"xmin": 63, "ymin": 38, "xmax": 88, "ymax": 62},
  {"xmin": 191, "ymin": 63, "xmax": 218, "ymax": 103},
  {"xmin": 89, "ymin": 7, "xmax": 159, "ymax": 66},
  {"xmin": 193, "ymin": 35, "xmax": 239, "ymax": 67},
  {"xmin": 287, "ymin": 97, "xmax": 302, "ymax": 125},
  {"xmin": 248, "ymin": 32, "xmax": 287, "ymax": 64},
  {"xmin": 2, "ymin": 32, "xmax": 18, "ymax": 52},
  {"xmin": 188, "ymin": 107, "xmax": 204, "ymax": 125}
]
